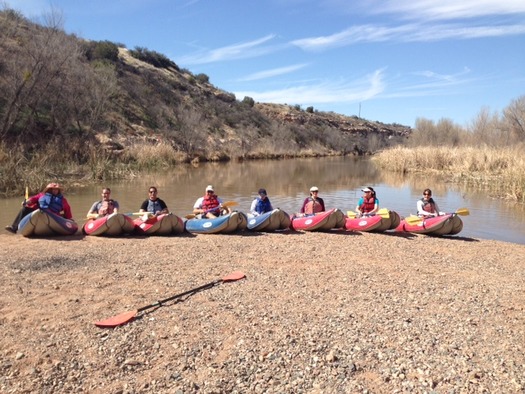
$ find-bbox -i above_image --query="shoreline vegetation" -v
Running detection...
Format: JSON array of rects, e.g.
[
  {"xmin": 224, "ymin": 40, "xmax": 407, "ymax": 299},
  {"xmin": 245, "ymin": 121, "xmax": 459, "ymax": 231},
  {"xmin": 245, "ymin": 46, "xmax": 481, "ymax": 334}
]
[{"xmin": 374, "ymin": 146, "xmax": 525, "ymax": 203}]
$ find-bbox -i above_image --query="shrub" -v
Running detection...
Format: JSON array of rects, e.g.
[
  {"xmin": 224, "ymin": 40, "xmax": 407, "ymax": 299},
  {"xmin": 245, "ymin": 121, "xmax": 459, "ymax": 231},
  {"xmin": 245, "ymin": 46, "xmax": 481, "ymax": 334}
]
[
  {"xmin": 129, "ymin": 47, "xmax": 179, "ymax": 70},
  {"xmin": 242, "ymin": 96, "xmax": 255, "ymax": 107}
]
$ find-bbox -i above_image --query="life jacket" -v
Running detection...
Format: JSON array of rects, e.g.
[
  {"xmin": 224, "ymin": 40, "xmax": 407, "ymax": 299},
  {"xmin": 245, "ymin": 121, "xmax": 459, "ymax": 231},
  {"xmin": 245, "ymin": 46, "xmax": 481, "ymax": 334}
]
[
  {"xmin": 254, "ymin": 197, "xmax": 272, "ymax": 214},
  {"xmin": 421, "ymin": 197, "xmax": 437, "ymax": 213},
  {"xmin": 304, "ymin": 198, "xmax": 323, "ymax": 214},
  {"xmin": 38, "ymin": 193, "xmax": 64, "ymax": 215},
  {"xmin": 202, "ymin": 194, "xmax": 220, "ymax": 215},
  {"xmin": 359, "ymin": 197, "xmax": 376, "ymax": 213},
  {"xmin": 97, "ymin": 199, "xmax": 115, "ymax": 216},
  {"xmin": 146, "ymin": 199, "xmax": 163, "ymax": 214}
]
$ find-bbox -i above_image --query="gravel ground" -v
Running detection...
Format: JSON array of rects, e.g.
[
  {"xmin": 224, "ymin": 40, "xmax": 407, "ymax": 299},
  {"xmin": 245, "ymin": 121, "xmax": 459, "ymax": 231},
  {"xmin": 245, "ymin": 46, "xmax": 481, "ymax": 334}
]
[{"xmin": 0, "ymin": 230, "xmax": 524, "ymax": 393}]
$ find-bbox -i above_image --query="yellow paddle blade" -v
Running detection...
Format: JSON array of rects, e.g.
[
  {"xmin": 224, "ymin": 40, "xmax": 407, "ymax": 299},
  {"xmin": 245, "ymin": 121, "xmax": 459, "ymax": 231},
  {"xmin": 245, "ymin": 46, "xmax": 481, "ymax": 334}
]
[
  {"xmin": 405, "ymin": 215, "xmax": 423, "ymax": 225},
  {"xmin": 347, "ymin": 210, "xmax": 357, "ymax": 218},
  {"xmin": 376, "ymin": 208, "xmax": 390, "ymax": 219},
  {"xmin": 222, "ymin": 201, "xmax": 238, "ymax": 208},
  {"xmin": 455, "ymin": 207, "xmax": 470, "ymax": 216},
  {"xmin": 25, "ymin": 186, "xmax": 29, "ymax": 200},
  {"xmin": 185, "ymin": 214, "xmax": 196, "ymax": 219}
]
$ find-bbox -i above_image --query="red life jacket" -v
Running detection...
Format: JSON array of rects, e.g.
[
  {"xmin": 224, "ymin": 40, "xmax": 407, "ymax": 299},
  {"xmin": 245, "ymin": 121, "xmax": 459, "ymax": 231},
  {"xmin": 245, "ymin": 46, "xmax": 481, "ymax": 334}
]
[
  {"xmin": 202, "ymin": 194, "xmax": 220, "ymax": 214},
  {"xmin": 304, "ymin": 198, "xmax": 323, "ymax": 214},
  {"xmin": 359, "ymin": 197, "xmax": 376, "ymax": 213},
  {"xmin": 421, "ymin": 198, "xmax": 437, "ymax": 213}
]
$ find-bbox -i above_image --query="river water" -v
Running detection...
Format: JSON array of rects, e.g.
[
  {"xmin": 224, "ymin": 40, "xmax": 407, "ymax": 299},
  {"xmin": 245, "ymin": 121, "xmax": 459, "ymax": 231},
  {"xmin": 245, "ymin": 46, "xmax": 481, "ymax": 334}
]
[{"xmin": 2, "ymin": 157, "xmax": 524, "ymax": 245}]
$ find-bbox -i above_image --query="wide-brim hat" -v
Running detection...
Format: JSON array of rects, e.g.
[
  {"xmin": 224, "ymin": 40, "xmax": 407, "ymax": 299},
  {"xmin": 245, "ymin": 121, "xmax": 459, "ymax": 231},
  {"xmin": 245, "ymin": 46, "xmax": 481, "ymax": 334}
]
[
  {"xmin": 205, "ymin": 185, "xmax": 214, "ymax": 192},
  {"xmin": 310, "ymin": 186, "xmax": 319, "ymax": 192},
  {"xmin": 43, "ymin": 182, "xmax": 63, "ymax": 193}
]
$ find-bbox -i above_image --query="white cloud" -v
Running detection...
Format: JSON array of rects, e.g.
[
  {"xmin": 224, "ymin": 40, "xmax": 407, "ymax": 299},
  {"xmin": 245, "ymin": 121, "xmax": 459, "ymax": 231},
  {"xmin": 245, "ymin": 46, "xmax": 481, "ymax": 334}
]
[
  {"xmin": 237, "ymin": 64, "xmax": 308, "ymax": 82},
  {"xmin": 368, "ymin": 0, "xmax": 525, "ymax": 21},
  {"xmin": 177, "ymin": 35, "xmax": 282, "ymax": 65},
  {"xmin": 291, "ymin": 23, "xmax": 525, "ymax": 51},
  {"xmin": 234, "ymin": 69, "xmax": 386, "ymax": 105}
]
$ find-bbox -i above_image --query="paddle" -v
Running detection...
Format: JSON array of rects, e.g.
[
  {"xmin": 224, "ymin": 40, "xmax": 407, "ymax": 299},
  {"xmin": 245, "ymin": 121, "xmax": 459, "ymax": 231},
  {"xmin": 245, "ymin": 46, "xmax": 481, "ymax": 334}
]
[
  {"xmin": 405, "ymin": 207, "xmax": 470, "ymax": 225},
  {"xmin": 347, "ymin": 208, "xmax": 390, "ymax": 219},
  {"xmin": 94, "ymin": 271, "xmax": 246, "ymax": 328},
  {"xmin": 185, "ymin": 201, "xmax": 238, "ymax": 220}
]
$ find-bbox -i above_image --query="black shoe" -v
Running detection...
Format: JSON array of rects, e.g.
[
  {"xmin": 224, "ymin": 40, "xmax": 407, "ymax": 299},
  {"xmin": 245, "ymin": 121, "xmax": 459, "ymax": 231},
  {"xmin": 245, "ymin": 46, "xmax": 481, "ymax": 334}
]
[{"xmin": 5, "ymin": 225, "xmax": 16, "ymax": 234}]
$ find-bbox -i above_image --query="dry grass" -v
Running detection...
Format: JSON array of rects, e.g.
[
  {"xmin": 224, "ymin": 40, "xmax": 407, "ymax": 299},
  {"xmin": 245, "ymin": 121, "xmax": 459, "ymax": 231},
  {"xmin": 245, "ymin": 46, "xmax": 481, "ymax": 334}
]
[{"xmin": 374, "ymin": 146, "xmax": 525, "ymax": 202}]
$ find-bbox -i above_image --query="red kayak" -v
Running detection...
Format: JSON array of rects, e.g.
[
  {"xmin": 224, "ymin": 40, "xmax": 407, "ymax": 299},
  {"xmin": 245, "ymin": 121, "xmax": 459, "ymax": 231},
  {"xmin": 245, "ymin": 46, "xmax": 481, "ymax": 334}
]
[
  {"xmin": 134, "ymin": 213, "xmax": 185, "ymax": 235},
  {"xmin": 395, "ymin": 213, "xmax": 463, "ymax": 235},
  {"xmin": 345, "ymin": 215, "xmax": 383, "ymax": 232},
  {"xmin": 290, "ymin": 208, "xmax": 345, "ymax": 231},
  {"xmin": 83, "ymin": 213, "xmax": 136, "ymax": 236}
]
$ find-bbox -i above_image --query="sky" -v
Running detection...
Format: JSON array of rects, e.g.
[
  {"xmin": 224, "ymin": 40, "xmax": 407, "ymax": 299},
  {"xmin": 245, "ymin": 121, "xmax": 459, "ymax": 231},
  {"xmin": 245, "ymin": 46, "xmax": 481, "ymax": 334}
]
[{"xmin": 6, "ymin": 0, "xmax": 525, "ymax": 127}]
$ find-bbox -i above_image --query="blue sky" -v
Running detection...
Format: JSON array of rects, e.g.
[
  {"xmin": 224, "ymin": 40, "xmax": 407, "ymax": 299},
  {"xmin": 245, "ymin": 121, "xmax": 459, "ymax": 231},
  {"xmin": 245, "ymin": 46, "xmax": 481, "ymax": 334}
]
[{"xmin": 7, "ymin": 0, "xmax": 525, "ymax": 127}]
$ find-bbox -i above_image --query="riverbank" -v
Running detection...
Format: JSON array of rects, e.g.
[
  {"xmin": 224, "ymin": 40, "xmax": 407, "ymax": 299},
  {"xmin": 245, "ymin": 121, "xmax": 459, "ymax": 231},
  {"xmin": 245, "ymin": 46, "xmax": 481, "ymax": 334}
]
[{"xmin": 1, "ymin": 231, "xmax": 524, "ymax": 393}]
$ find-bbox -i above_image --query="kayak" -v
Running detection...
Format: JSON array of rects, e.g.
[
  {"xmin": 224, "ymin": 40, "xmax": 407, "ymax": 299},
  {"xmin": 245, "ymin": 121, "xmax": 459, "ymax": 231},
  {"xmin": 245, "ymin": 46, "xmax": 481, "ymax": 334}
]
[
  {"xmin": 394, "ymin": 213, "xmax": 463, "ymax": 235},
  {"xmin": 134, "ymin": 213, "xmax": 185, "ymax": 235},
  {"xmin": 247, "ymin": 209, "xmax": 291, "ymax": 231},
  {"xmin": 345, "ymin": 209, "xmax": 401, "ymax": 232},
  {"xmin": 18, "ymin": 209, "xmax": 78, "ymax": 237},
  {"xmin": 345, "ymin": 215, "xmax": 383, "ymax": 232},
  {"xmin": 83, "ymin": 212, "xmax": 136, "ymax": 236},
  {"xmin": 185, "ymin": 211, "xmax": 247, "ymax": 234},
  {"xmin": 290, "ymin": 208, "xmax": 345, "ymax": 231}
]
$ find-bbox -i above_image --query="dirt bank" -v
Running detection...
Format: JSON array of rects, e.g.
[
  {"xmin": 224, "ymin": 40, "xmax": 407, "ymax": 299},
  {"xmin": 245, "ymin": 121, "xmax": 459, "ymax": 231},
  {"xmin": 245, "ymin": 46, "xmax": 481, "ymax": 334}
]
[{"xmin": 1, "ymin": 230, "xmax": 524, "ymax": 393}]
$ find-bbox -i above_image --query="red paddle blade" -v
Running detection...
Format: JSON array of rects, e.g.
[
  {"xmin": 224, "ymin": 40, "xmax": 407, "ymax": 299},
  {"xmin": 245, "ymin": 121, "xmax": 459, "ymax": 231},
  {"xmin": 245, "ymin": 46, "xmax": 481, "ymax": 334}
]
[
  {"xmin": 94, "ymin": 310, "xmax": 137, "ymax": 328},
  {"xmin": 222, "ymin": 271, "xmax": 246, "ymax": 282}
]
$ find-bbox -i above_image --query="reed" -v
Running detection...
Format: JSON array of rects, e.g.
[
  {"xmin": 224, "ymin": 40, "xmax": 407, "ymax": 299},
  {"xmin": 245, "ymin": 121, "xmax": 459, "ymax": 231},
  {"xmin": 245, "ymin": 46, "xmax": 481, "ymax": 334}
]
[{"xmin": 374, "ymin": 146, "xmax": 525, "ymax": 202}]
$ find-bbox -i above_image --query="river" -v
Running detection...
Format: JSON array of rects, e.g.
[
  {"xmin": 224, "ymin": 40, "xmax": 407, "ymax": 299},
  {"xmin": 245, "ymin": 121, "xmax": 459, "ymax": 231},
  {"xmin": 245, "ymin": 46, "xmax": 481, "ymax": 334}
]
[{"xmin": 2, "ymin": 157, "xmax": 524, "ymax": 245}]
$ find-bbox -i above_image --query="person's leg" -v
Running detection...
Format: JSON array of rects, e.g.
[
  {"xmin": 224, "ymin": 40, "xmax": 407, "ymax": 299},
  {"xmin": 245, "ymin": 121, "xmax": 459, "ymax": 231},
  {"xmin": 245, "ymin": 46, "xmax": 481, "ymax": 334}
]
[{"xmin": 8, "ymin": 206, "xmax": 35, "ymax": 231}]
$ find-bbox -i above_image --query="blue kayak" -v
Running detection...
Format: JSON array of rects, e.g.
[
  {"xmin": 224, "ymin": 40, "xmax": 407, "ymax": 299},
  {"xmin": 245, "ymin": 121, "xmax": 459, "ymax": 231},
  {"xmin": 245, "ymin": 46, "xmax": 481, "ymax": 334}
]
[
  {"xmin": 18, "ymin": 209, "xmax": 78, "ymax": 237},
  {"xmin": 185, "ymin": 211, "xmax": 247, "ymax": 234},
  {"xmin": 246, "ymin": 209, "xmax": 291, "ymax": 231}
]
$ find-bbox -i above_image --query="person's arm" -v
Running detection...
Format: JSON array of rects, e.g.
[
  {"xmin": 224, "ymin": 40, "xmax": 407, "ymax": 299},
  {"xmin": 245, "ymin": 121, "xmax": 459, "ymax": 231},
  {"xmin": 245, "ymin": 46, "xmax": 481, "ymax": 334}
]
[
  {"xmin": 355, "ymin": 198, "xmax": 363, "ymax": 214},
  {"xmin": 157, "ymin": 199, "xmax": 169, "ymax": 215},
  {"xmin": 319, "ymin": 198, "xmax": 326, "ymax": 212},
  {"xmin": 112, "ymin": 200, "xmax": 119, "ymax": 214},
  {"xmin": 62, "ymin": 198, "xmax": 73, "ymax": 219},
  {"xmin": 193, "ymin": 198, "xmax": 204, "ymax": 214},
  {"xmin": 300, "ymin": 198, "xmax": 308, "ymax": 214},
  {"xmin": 218, "ymin": 197, "xmax": 231, "ymax": 214},
  {"xmin": 250, "ymin": 199, "xmax": 258, "ymax": 216},
  {"xmin": 139, "ymin": 200, "xmax": 148, "ymax": 213},
  {"xmin": 416, "ymin": 200, "xmax": 434, "ymax": 217}
]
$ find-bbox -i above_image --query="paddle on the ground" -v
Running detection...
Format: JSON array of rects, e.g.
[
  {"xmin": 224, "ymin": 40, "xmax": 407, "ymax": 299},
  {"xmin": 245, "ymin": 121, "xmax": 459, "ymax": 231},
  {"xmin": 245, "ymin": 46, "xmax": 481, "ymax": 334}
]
[
  {"xmin": 185, "ymin": 201, "xmax": 239, "ymax": 220},
  {"xmin": 94, "ymin": 271, "xmax": 246, "ymax": 328},
  {"xmin": 347, "ymin": 208, "xmax": 390, "ymax": 219}
]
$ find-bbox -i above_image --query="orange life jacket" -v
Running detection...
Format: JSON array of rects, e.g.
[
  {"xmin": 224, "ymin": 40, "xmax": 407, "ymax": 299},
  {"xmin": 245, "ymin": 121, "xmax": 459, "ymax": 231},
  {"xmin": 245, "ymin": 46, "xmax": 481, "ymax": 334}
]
[{"xmin": 304, "ymin": 198, "xmax": 323, "ymax": 214}]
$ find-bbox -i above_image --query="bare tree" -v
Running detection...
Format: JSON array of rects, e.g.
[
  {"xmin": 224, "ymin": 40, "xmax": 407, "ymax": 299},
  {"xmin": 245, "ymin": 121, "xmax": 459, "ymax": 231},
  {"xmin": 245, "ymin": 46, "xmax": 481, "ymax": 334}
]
[{"xmin": 504, "ymin": 96, "xmax": 525, "ymax": 141}]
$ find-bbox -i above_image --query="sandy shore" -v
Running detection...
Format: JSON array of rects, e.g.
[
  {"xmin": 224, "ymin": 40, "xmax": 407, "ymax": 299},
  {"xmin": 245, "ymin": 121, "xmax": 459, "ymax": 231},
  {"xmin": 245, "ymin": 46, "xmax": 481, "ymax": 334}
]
[{"xmin": 1, "ymin": 230, "xmax": 524, "ymax": 393}]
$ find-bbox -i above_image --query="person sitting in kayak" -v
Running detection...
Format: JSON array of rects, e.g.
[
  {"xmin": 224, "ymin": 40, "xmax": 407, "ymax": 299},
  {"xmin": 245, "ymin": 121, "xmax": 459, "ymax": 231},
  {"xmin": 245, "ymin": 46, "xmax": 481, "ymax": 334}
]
[
  {"xmin": 417, "ymin": 188, "xmax": 442, "ymax": 217},
  {"xmin": 355, "ymin": 187, "xmax": 379, "ymax": 217},
  {"xmin": 38, "ymin": 183, "xmax": 73, "ymax": 220},
  {"xmin": 193, "ymin": 185, "xmax": 231, "ymax": 219},
  {"xmin": 249, "ymin": 188, "xmax": 273, "ymax": 217},
  {"xmin": 300, "ymin": 186, "xmax": 325, "ymax": 215},
  {"xmin": 5, "ymin": 182, "xmax": 72, "ymax": 234},
  {"xmin": 86, "ymin": 188, "xmax": 120, "ymax": 218},
  {"xmin": 139, "ymin": 186, "xmax": 169, "ymax": 217}
]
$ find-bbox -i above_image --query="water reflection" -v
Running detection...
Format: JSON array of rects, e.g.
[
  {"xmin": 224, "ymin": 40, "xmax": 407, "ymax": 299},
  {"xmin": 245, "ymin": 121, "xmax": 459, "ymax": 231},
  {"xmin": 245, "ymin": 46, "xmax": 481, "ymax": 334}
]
[{"xmin": 1, "ymin": 157, "xmax": 524, "ymax": 244}]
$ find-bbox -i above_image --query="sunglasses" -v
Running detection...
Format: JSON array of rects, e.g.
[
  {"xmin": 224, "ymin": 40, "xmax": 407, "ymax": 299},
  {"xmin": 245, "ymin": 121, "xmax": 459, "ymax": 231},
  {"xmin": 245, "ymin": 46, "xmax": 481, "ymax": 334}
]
[
  {"xmin": 149, "ymin": 190, "xmax": 157, "ymax": 193},
  {"xmin": 423, "ymin": 193, "xmax": 431, "ymax": 196}
]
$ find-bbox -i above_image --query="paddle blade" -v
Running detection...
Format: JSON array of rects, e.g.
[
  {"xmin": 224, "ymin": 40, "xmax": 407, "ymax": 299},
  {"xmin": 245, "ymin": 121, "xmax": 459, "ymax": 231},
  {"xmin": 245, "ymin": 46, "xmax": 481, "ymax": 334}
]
[
  {"xmin": 347, "ymin": 210, "xmax": 357, "ymax": 218},
  {"xmin": 455, "ymin": 208, "xmax": 470, "ymax": 216},
  {"xmin": 222, "ymin": 201, "xmax": 238, "ymax": 208},
  {"xmin": 377, "ymin": 208, "xmax": 390, "ymax": 219},
  {"xmin": 405, "ymin": 215, "xmax": 423, "ymax": 225},
  {"xmin": 222, "ymin": 271, "xmax": 246, "ymax": 282},
  {"xmin": 185, "ymin": 214, "xmax": 196, "ymax": 219},
  {"xmin": 94, "ymin": 310, "xmax": 137, "ymax": 328},
  {"xmin": 25, "ymin": 186, "xmax": 29, "ymax": 201}
]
